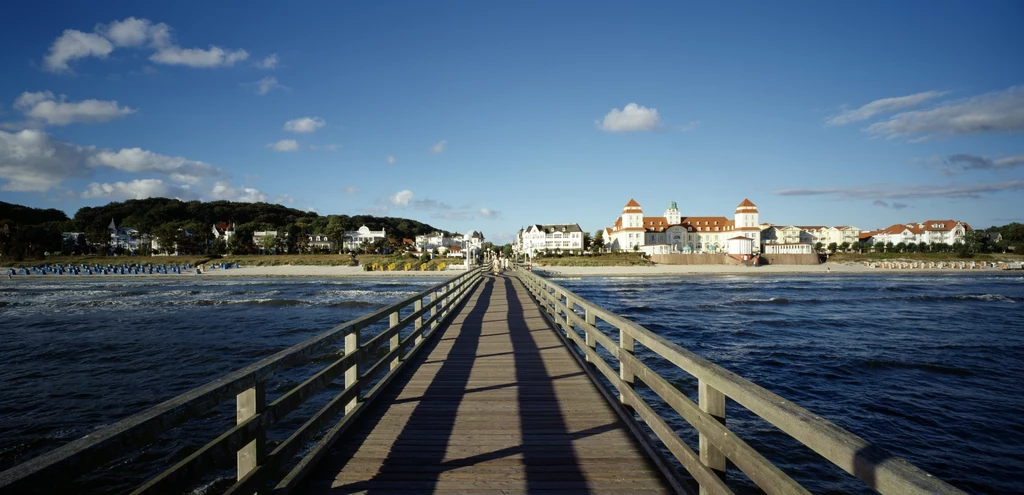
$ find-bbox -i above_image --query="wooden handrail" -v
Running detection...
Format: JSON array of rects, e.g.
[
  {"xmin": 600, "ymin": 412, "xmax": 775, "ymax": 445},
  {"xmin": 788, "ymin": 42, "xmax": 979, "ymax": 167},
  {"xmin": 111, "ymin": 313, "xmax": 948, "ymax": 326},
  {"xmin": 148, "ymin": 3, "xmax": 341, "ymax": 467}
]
[
  {"xmin": 515, "ymin": 266, "xmax": 966, "ymax": 495},
  {"xmin": 0, "ymin": 268, "xmax": 483, "ymax": 494}
]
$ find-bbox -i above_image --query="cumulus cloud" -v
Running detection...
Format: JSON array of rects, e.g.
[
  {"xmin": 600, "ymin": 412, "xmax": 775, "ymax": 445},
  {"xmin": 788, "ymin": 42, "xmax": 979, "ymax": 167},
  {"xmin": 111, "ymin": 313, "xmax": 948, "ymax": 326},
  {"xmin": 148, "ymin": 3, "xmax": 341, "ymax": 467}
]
[
  {"xmin": 210, "ymin": 181, "xmax": 269, "ymax": 202},
  {"xmin": 827, "ymin": 91, "xmax": 947, "ymax": 126},
  {"xmin": 13, "ymin": 91, "xmax": 135, "ymax": 126},
  {"xmin": 150, "ymin": 45, "xmax": 248, "ymax": 68},
  {"xmin": 247, "ymin": 76, "xmax": 287, "ymax": 95},
  {"xmin": 96, "ymin": 17, "xmax": 169, "ymax": 48},
  {"xmin": 430, "ymin": 140, "xmax": 447, "ymax": 154},
  {"xmin": 390, "ymin": 189, "xmax": 414, "ymax": 206},
  {"xmin": 597, "ymin": 103, "xmax": 661, "ymax": 132},
  {"xmin": 254, "ymin": 54, "xmax": 279, "ymax": 70},
  {"xmin": 0, "ymin": 129, "xmax": 92, "ymax": 191},
  {"xmin": 81, "ymin": 179, "xmax": 194, "ymax": 200},
  {"xmin": 775, "ymin": 179, "xmax": 1024, "ymax": 200},
  {"xmin": 944, "ymin": 153, "xmax": 1024, "ymax": 173},
  {"xmin": 42, "ymin": 17, "xmax": 248, "ymax": 72},
  {"xmin": 284, "ymin": 117, "xmax": 325, "ymax": 133},
  {"xmin": 479, "ymin": 208, "xmax": 501, "ymax": 219},
  {"xmin": 43, "ymin": 30, "xmax": 114, "ymax": 72},
  {"xmin": 267, "ymin": 139, "xmax": 299, "ymax": 152},
  {"xmin": 866, "ymin": 85, "xmax": 1024, "ymax": 139},
  {"xmin": 342, "ymin": 186, "xmax": 359, "ymax": 194},
  {"xmin": 87, "ymin": 148, "xmax": 221, "ymax": 183},
  {"xmin": 387, "ymin": 155, "xmax": 396, "ymax": 164}
]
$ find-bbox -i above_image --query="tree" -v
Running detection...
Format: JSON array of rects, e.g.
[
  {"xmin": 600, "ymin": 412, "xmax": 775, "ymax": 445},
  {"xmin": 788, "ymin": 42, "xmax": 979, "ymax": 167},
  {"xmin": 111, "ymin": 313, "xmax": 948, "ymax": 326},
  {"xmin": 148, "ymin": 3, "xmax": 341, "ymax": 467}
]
[
  {"xmin": 918, "ymin": 241, "xmax": 928, "ymax": 252},
  {"xmin": 839, "ymin": 241, "xmax": 850, "ymax": 252},
  {"xmin": 827, "ymin": 242, "xmax": 838, "ymax": 254},
  {"xmin": 884, "ymin": 241, "xmax": 894, "ymax": 253},
  {"xmin": 873, "ymin": 241, "xmax": 884, "ymax": 253},
  {"xmin": 894, "ymin": 242, "xmax": 907, "ymax": 252},
  {"xmin": 592, "ymin": 230, "xmax": 605, "ymax": 253},
  {"xmin": 814, "ymin": 241, "xmax": 823, "ymax": 253}
]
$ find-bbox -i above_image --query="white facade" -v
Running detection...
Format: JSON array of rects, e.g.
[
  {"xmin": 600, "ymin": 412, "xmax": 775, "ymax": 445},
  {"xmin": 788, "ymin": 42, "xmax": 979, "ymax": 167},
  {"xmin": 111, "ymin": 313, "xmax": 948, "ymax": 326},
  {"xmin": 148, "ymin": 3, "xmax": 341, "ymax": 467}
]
[
  {"xmin": 605, "ymin": 199, "xmax": 761, "ymax": 256},
  {"xmin": 108, "ymin": 219, "xmax": 140, "ymax": 253},
  {"xmin": 764, "ymin": 243, "xmax": 814, "ymax": 254},
  {"xmin": 515, "ymin": 224, "xmax": 584, "ymax": 257},
  {"xmin": 343, "ymin": 225, "xmax": 387, "ymax": 251},
  {"xmin": 871, "ymin": 220, "xmax": 971, "ymax": 247}
]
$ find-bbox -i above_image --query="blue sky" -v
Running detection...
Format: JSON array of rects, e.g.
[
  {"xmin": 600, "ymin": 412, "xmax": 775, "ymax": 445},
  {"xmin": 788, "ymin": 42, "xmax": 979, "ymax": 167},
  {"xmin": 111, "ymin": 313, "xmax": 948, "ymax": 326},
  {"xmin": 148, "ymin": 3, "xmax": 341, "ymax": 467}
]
[{"xmin": 1, "ymin": 1, "xmax": 1022, "ymax": 243}]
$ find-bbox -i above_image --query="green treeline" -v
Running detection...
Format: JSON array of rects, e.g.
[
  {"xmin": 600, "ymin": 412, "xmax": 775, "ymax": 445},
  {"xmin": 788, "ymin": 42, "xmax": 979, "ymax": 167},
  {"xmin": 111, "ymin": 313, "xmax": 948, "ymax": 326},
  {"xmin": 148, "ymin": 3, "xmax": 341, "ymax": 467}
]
[{"xmin": 0, "ymin": 198, "xmax": 443, "ymax": 260}]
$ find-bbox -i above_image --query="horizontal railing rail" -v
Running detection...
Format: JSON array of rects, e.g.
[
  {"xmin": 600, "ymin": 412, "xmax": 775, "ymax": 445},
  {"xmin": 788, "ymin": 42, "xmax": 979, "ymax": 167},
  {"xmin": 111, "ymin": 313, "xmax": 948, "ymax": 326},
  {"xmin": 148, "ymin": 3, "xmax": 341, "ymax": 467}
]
[
  {"xmin": 515, "ymin": 266, "xmax": 965, "ymax": 495},
  {"xmin": 0, "ymin": 268, "xmax": 483, "ymax": 494}
]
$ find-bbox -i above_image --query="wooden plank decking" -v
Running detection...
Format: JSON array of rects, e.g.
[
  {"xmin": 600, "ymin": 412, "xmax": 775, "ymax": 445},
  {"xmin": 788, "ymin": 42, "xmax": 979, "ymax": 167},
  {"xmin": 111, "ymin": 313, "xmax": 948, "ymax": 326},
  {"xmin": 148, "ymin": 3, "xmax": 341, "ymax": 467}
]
[{"xmin": 302, "ymin": 273, "xmax": 673, "ymax": 494}]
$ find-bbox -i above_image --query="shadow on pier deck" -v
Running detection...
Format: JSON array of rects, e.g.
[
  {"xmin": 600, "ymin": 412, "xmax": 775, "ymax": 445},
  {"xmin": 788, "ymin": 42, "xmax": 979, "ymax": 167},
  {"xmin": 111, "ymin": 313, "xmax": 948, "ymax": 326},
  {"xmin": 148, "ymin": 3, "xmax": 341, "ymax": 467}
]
[{"xmin": 303, "ymin": 273, "xmax": 672, "ymax": 494}]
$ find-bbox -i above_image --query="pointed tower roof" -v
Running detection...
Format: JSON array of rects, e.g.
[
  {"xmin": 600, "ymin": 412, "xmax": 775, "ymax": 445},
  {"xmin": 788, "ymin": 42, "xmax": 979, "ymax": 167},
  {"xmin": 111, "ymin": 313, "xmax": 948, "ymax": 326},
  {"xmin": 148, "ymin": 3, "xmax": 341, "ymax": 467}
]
[
  {"xmin": 625, "ymin": 198, "xmax": 641, "ymax": 208},
  {"xmin": 108, "ymin": 218, "xmax": 117, "ymax": 231},
  {"xmin": 735, "ymin": 198, "xmax": 758, "ymax": 214}
]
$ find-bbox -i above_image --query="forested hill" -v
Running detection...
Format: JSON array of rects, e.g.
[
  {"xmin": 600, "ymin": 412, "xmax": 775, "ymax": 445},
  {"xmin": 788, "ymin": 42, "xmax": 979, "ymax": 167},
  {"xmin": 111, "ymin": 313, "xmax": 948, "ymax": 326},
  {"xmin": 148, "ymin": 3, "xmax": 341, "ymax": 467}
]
[
  {"xmin": 0, "ymin": 201, "xmax": 69, "ymax": 226},
  {"xmin": 69, "ymin": 198, "xmax": 443, "ymax": 240}
]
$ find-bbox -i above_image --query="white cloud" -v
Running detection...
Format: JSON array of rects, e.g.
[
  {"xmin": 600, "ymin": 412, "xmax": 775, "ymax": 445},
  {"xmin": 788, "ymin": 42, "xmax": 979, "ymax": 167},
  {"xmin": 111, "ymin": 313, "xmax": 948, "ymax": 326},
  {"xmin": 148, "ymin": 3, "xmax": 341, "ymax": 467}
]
[
  {"xmin": 866, "ymin": 85, "xmax": 1024, "ymax": 139},
  {"xmin": 342, "ymin": 186, "xmax": 359, "ymax": 194},
  {"xmin": 87, "ymin": 148, "xmax": 221, "ymax": 183},
  {"xmin": 390, "ymin": 189, "xmax": 414, "ymax": 206},
  {"xmin": 81, "ymin": 179, "xmax": 193, "ymax": 200},
  {"xmin": 210, "ymin": 181, "xmax": 268, "ymax": 202},
  {"xmin": 387, "ymin": 155, "xmax": 396, "ymax": 164},
  {"xmin": 943, "ymin": 153, "xmax": 1024, "ymax": 173},
  {"xmin": 150, "ymin": 45, "xmax": 248, "ymax": 68},
  {"xmin": 96, "ymin": 17, "xmax": 169, "ymax": 48},
  {"xmin": 0, "ymin": 129, "xmax": 92, "ymax": 191},
  {"xmin": 275, "ymin": 194, "xmax": 296, "ymax": 204},
  {"xmin": 479, "ymin": 208, "xmax": 501, "ymax": 219},
  {"xmin": 254, "ymin": 54, "xmax": 279, "ymax": 70},
  {"xmin": 249, "ymin": 76, "xmax": 287, "ymax": 95},
  {"xmin": 430, "ymin": 140, "xmax": 447, "ymax": 154},
  {"xmin": 43, "ymin": 18, "xmax": 245, "ymax": 72},
  {"xmin": 13, "ymin": 91, "xmax": 135, "ymax": 126},
  {"xmin": 827, "ymin": 91, "xmax": 948, "ymax": 126},
  {"xmin": 44, "ymin": 30, "xmax": 114, "ymax": 72},
  {"xmin": 267, "ymin": 139, "xmax": 299, "ymax": 152},
  {"xmin": 597, "ymin": 103, "xmax": 661, "ymax": 132},
  {"xmin": 284, "ymin": 117, "xmax": 326, "ymax": 133}
]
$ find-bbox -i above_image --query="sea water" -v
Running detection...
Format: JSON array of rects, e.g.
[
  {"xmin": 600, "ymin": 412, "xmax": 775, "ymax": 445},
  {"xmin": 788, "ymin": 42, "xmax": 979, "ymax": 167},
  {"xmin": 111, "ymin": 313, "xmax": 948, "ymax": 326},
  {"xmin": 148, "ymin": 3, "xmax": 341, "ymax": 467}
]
[{"xmin": 0, "ymin": 274, "xmax": 1021, "ymax": 493}]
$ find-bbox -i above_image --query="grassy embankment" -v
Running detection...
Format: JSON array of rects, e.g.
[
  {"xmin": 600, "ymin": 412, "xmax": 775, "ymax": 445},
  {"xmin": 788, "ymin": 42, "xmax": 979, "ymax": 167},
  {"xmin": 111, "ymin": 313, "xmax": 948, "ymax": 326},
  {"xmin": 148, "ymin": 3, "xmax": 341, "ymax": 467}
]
[
  {"xmin": 532, "ymin": 253, "xmax": 654, "ymax": 267},
  {"xmin": 828, "ymin": 252, "xmax": 1024, "ymax": 263}
]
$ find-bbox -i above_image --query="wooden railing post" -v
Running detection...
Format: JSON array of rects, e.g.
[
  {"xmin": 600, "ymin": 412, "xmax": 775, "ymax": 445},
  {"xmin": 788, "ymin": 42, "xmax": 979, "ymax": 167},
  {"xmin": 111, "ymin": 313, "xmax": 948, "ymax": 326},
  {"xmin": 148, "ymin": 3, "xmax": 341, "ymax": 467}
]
[
  {"xmin": 414, "ymin": 299, "xmax": 424, "ymax": 345},
  {"xmin": 236, "ymin": 383, "xmax": 265, "ymax": 481},
  {"xmin": 619, "ymin": 327, "xmax": 635, "ymax": 405},
  {"xmin": 389, "ymin": 310, "xmax": 401, "ymax": 370},
  {"xmin": 430, "ymin": 292, "xmax": 438, "ymax": 330},
  {"xmin": 699, "ymin": 379, "xmax": 727, "ymax": 491},
  {"xmin": 344, "ymin": 328, "xmax": 360, "ymax": 414},
  {"xmin": 584, "ymin": 309, "xmax": 596, "ymax": 363},
  {"xmin": 563, "ymin": 294, "xmax": 574, "ymax": 334}
]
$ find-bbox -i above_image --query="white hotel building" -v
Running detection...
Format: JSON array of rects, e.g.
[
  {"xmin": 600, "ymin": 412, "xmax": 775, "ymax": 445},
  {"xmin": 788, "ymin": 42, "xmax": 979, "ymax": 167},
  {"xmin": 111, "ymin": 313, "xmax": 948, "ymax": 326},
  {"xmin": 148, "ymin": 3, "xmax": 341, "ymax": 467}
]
[
  {"xmin": 603, "ymin": 198, "xmax": 761, "ymax": 256},
  {"xmin": 515, "ymin": 224, "xmax": 585, "ymax": 257}
]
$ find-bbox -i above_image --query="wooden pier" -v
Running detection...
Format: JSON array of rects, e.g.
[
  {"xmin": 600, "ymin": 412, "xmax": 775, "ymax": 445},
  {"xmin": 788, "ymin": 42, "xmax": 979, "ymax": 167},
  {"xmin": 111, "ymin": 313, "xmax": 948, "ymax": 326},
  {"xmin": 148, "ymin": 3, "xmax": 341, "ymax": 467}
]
[
  {"xmin": 0, "ymin": 267, "xmax": 967, "ymax": 495},
  {"xmin": 304, "ymin": 274, "xmax": 671, "ymax": 493}
]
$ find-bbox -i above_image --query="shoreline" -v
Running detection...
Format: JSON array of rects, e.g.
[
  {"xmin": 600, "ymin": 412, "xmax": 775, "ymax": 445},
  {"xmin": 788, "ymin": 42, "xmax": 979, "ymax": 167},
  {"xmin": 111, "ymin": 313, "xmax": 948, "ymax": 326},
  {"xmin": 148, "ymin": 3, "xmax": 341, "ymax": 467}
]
[{"xmin": 3, "ymin": 262, "xmax": 1018, "ymax": 278}]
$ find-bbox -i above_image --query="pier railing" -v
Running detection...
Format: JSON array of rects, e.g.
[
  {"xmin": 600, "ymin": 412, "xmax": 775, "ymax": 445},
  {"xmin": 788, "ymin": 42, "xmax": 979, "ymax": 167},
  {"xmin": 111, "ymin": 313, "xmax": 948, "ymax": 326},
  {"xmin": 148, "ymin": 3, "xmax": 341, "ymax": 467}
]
[
  {"xmin": 515, "ymin": 266, "xmax": 965, "ymax": 495},
  {"xmin": 0, "ymin": 268, "xmax": 483, "ymax": 494}
]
